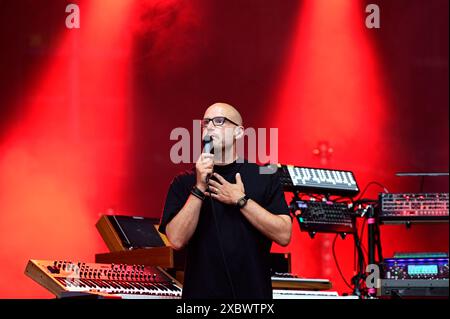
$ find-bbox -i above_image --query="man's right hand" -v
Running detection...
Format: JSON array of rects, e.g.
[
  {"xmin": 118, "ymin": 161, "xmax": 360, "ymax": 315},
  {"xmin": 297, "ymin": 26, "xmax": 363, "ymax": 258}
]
[{"xmin": 195, "ymin": 153, "xmax": 214, "ymax": 192}]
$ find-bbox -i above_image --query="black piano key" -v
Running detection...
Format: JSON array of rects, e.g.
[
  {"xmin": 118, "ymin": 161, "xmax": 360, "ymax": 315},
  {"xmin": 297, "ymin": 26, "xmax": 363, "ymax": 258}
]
[
  {"xmin": 79, "ymin": 279, "xmax": 95, "ymax": 288},
  {"xmin": 156, "ymin": 283, "xmax": 169, "ymax": 291}
]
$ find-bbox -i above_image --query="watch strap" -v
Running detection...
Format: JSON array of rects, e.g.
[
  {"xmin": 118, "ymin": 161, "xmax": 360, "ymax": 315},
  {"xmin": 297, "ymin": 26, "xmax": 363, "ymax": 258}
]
[{"xmin": 191, "ymin": 185, "xmax": 206, "ymax": 201}]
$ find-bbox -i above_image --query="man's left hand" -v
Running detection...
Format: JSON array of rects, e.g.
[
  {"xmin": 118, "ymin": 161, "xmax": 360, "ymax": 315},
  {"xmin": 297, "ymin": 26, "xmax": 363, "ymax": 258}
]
[{"xmin": 206, "ymin": 173, "xmax": 245, "ymax": 205}]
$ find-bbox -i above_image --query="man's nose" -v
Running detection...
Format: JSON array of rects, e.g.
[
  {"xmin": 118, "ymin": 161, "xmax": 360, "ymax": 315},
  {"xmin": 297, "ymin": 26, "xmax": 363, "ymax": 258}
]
[{"xmin": 203, "ymin": 125, "xmax": 214, "ymax": 137}]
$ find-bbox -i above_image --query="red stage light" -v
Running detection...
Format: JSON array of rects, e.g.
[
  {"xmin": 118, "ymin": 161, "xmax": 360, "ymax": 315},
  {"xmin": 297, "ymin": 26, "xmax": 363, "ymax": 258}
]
[
  {"xmin": 267, "ymin": 0, "xmax": 389, "ymax": 294},
  {"xmin": 0, "ymin": 0, "xmax": 134, "ymax": 298}
]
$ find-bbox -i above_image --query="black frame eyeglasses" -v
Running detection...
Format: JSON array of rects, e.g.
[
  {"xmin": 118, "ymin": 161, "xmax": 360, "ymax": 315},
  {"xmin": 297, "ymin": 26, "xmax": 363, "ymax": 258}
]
[{"xmin": 201, "ymin": 116, "xmax": 240, "ymax": 127}]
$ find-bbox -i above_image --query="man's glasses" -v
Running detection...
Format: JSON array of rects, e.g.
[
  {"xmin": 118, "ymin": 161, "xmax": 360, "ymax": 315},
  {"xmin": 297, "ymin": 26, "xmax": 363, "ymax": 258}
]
[{"xmin": 201, "ymin": 116, "xmax": 240, "ymax": 128}]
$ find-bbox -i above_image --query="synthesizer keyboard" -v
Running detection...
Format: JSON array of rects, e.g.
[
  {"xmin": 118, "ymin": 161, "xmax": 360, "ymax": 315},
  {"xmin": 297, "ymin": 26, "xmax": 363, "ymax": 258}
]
[
  {"xmin": 274, "ymin": 164, "xmax": 359, "ymax": 196},
  {"xmin": 271, "ymin": 273, "xmax": 332, "ymax": 290},
  {"xmin": 25, "ymin": 259, "xmax": 182, "ymax": 299},
  {"xmin": 293, "ymin": 200, "xmax": 355, "ymax": 234},
  {"xmin": 273, "ymin": 289, "xmax": 359, "ymax": 299},
  {"xmin": 379, "ymin": 193, "xmax": 449, "ymax": 223}
]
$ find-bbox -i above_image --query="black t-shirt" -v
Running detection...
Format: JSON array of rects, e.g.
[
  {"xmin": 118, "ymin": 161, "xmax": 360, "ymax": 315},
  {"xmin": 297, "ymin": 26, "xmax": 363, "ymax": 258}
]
[{"xmin": 159, "ymin": 159, "xmax": 290, "ymax": 299}]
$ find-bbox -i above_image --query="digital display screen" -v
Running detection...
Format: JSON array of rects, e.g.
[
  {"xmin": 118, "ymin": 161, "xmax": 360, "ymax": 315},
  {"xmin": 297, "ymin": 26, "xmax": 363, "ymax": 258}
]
[
  {"xmin": 296, "ymin": 201, "xmax": 308, "ymax": 209},
  {"xmin": 407, "ymin": 265, "xmax": 438, "ymax": 275}
]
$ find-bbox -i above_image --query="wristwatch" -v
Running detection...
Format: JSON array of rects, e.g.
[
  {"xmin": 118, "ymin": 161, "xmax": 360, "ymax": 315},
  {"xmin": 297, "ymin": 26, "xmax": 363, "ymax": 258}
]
[{"xmin": 236, "ymin": 195, "xmax": 250, "ymax": 209}]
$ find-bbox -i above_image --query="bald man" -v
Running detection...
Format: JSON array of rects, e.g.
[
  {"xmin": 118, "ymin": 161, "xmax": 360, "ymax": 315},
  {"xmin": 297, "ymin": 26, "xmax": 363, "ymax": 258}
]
[{"xmin": 159, "ymin": 103, "xmax": 292, "ymax": 299}]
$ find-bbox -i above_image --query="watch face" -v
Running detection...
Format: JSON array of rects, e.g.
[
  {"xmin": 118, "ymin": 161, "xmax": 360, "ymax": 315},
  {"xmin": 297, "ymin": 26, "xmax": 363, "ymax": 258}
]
[{"xmin": 238, "ymin": 197, "xmax": 247, "ymax": 208}]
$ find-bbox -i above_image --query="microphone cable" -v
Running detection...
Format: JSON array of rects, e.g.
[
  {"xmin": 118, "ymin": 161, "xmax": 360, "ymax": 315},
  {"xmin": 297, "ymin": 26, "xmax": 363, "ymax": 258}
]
[
  {"xmin": 207, "ymin": 182, "xmax": 237, "ymax": 299},
  {"xmin": 202, "ymin": 134, "xmax": 236, "ymax": 298}
]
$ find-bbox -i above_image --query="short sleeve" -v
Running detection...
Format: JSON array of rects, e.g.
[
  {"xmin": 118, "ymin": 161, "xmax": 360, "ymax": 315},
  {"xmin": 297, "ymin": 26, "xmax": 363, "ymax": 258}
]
[
  {"xmin": 158, "ymin": 175, "xmax": 192, "ymax": 235},
  {"xmin": 263, "ymin": 169, "xmax": 291, "ymax": 217}
]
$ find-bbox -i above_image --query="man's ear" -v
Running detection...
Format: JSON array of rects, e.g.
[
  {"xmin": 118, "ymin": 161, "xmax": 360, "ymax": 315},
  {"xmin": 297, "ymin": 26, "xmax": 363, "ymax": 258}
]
[{"xmin": 234, "ymin": 126, "xmax": 244, "ymax": 140}]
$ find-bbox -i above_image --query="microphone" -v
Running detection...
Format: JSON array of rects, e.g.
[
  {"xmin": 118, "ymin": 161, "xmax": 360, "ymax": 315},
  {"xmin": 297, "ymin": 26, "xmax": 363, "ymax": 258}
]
[
  {"xmin": 203, "ymin": 134, "xmax": 213, "ymax": 154},
  {"xmin": 203, "ymin": 135, "xmax": 214, "ymax": 183}
]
